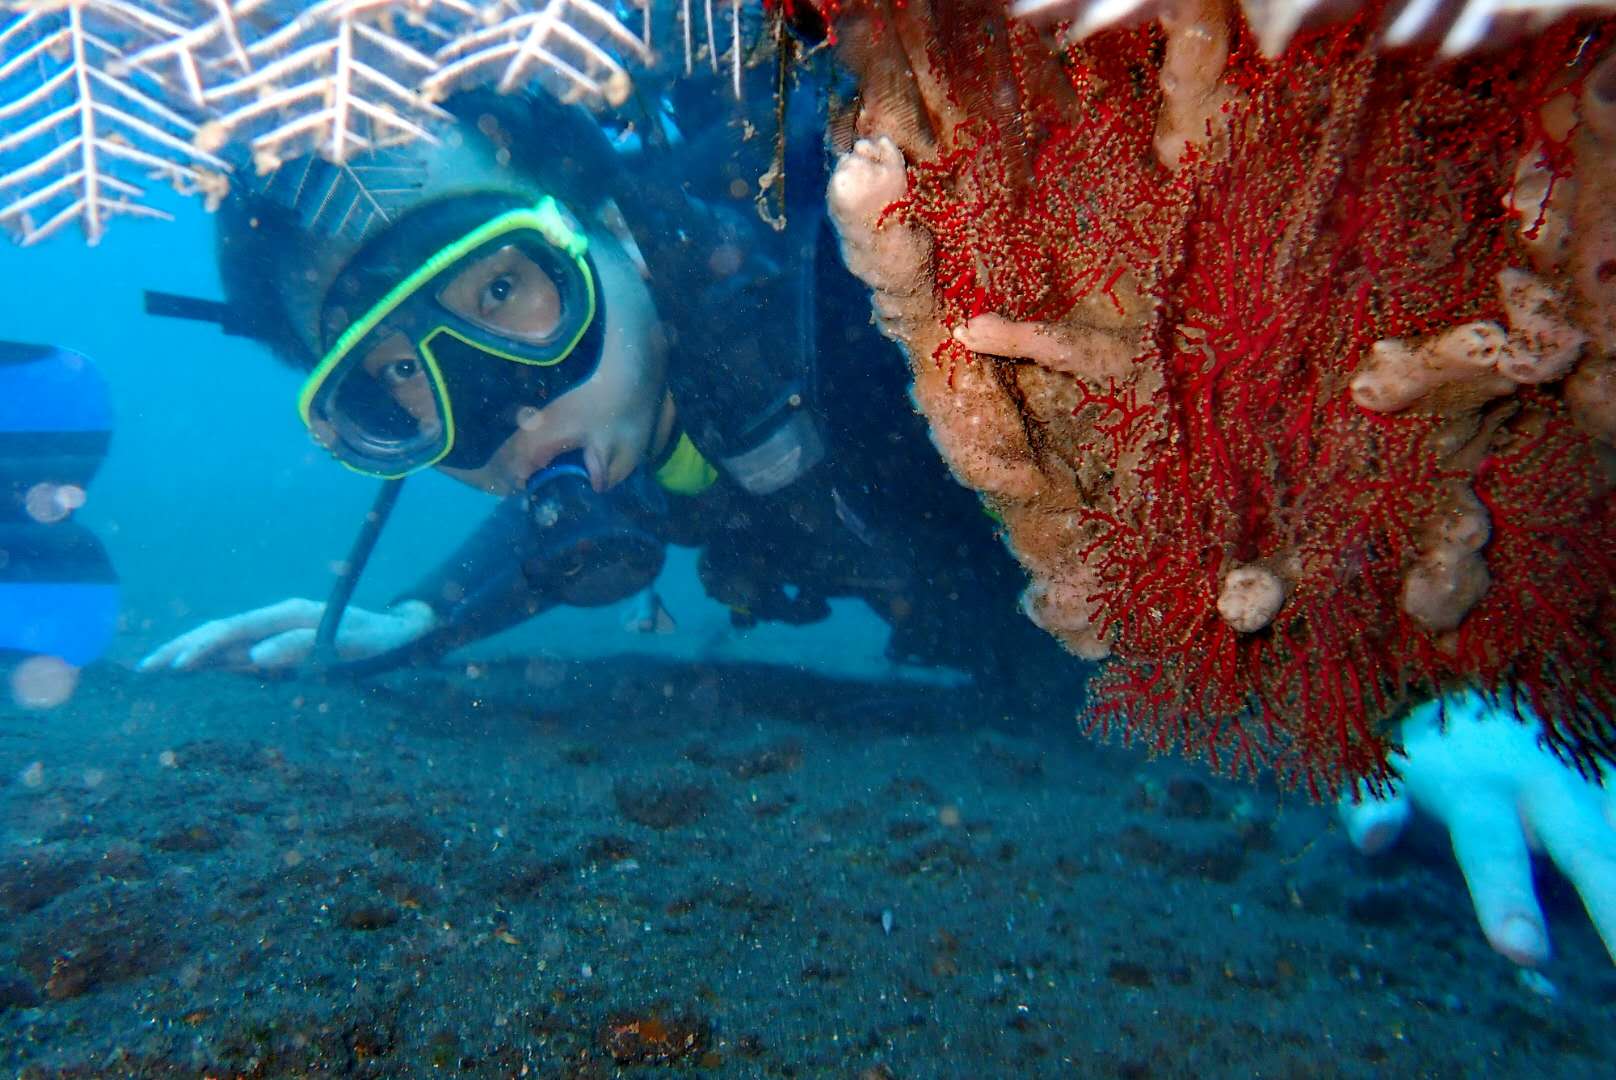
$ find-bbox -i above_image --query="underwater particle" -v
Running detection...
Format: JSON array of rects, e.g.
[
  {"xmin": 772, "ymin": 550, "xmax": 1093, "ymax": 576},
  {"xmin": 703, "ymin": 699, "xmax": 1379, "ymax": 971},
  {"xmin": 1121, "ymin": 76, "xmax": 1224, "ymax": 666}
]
[
  {"xmin": 22, "ymin": 482, "xmax": 83, "ymax": 523},
  {"xmin": 708, "ymin": 243, "xmax": 744, "ymax": 275},
  {"xmin": 9, "ymin": 655, "xmax": 77, "ymax": 709},
  {"xmin": 882, "ymin": 908, "xmax": 894, "ymax": 934}
]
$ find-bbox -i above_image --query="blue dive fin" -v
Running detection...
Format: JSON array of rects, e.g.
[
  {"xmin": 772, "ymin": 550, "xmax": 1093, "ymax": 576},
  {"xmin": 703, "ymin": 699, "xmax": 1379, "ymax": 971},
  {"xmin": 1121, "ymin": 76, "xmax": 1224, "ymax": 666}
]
[
  {"xmin": 0, "ymin": 341, "xmax": 118, "ymax": 666},
  {"xmin": 1, "ymin": 340, "xmax": 113, "ymax": 516},
  {"xmin": 0, "ymin": 521, "xmax": 119, "ymax": 666}
]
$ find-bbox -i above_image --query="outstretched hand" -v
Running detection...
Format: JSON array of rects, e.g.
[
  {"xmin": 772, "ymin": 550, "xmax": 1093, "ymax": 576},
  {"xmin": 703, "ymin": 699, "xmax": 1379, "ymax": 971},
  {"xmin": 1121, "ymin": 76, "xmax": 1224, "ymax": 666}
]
[
  {"xmin": 136, "ymin": 598, "xmax": 438, "ymax": 672},
  {"xmin": 1339, "ymin": 690, "xmax": 1616, "ymax": 967}
]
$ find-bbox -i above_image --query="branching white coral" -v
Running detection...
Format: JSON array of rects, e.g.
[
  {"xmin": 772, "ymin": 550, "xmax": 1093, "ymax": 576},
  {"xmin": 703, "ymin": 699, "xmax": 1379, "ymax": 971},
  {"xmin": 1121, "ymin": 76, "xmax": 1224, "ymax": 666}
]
[
  {"xmin": 427, "ymin": 0, "xmax": 650, "ymax": 108},
  {"xmin": 197, "ymin": 1, "xmax": 457, "ymax": 172},
  {"xmin": 0, "ymin": 0, "xmax": 657, "ymax": 245},
  {"xmin": 0, "ymin": 1, "xmax": 230, "ymax": 245}
]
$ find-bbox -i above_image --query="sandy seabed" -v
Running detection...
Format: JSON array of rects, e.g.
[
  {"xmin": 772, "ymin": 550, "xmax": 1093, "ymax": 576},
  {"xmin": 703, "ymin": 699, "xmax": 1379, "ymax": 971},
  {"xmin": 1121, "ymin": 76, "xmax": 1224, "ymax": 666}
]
[{"xmin": 2, "ymin": 658, "xmax": 1613, "ymax": 1078}]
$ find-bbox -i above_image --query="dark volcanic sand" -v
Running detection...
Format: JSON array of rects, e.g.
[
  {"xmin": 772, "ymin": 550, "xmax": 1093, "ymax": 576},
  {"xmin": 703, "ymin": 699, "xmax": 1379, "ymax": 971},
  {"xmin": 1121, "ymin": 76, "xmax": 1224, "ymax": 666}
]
[{"xmin": 2, "ymin": 659, "xmax": 1613, "ymax": 1078}]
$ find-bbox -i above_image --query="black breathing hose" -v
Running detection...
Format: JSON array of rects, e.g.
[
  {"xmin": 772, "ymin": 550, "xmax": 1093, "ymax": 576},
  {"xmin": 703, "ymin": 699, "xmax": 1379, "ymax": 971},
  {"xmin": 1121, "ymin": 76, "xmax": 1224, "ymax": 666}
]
[{"xmin": 311, "ymin": 477, "xmax": 405, "ymax": 670}]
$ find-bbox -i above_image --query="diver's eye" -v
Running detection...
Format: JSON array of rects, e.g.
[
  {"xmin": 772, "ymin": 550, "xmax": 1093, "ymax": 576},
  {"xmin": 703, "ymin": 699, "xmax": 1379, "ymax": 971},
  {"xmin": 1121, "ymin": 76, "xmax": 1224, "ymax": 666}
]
[
  {"xmin": 483, "ymin": 275, "xmax": 515, "ymax": 309},
  {"xmin": 438, "ymin": 246, "xmax": 562, "ymax": 342},
  {"xmin": 379, "ymin": 358, "xmax": 420, "ymax": 385}
]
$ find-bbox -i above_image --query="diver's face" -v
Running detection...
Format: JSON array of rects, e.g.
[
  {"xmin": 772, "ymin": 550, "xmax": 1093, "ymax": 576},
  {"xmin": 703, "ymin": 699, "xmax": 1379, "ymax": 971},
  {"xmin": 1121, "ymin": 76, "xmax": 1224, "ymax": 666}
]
[{"xmin": 428, "ymin": 233, "xmax": 664, "ymax": 496}]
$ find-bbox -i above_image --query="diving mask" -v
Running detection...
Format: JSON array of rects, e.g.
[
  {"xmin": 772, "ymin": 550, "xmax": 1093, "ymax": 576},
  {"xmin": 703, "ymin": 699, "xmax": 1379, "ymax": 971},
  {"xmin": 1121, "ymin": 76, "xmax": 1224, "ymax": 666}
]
[{"xmin": 298, "ymin": 193, "xmax": 605, "ymax": 478}]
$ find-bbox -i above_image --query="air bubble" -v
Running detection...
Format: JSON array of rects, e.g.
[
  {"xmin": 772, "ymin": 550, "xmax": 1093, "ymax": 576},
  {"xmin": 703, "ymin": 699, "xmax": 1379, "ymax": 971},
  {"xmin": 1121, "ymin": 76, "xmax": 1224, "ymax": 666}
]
[
  {"xmin": 9, "ymin": 654, "xmax": 78, "ymax": 708},
  {"xmin": 23, "ymin": 483, "xmax": 84, "ymax": 523}
]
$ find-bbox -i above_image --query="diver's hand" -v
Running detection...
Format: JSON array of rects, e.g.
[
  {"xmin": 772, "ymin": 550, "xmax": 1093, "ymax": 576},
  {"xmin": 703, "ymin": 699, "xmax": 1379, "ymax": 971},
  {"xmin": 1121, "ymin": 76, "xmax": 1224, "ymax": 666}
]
[
  {"xmin": 136, "ymin": 599, "xmax": 438, "ymax": 672},
  {"xmin": 1338, "ymin": 690, "xmax": 1616, "ymax": 967}
]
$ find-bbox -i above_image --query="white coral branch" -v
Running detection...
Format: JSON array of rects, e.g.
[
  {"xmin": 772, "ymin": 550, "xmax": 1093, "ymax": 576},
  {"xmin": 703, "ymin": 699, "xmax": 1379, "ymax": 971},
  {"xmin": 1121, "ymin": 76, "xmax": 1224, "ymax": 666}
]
[
  {"xmin": 115, "ymin": 0, "xmax": 266, "ymax": 104},
  {"xmin": 0, "ymin": 0, "xmax": 670, "ymax": 245},
  {"xmin": 427, "ymin": 0, "xmax": 649, "ymax": 107},
  {"xmin": 176, "ymin": 2, "xmax": 453, "ymax": 169},
  {"xmin": 0, "ymin": 1, "xmax": 228, "ymax": 245}
]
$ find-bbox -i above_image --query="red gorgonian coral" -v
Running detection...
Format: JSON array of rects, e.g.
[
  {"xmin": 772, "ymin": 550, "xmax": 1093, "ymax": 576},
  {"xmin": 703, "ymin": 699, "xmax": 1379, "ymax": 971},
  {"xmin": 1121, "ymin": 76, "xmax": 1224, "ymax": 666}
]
[{"xmin": 822, "ymin": 0, "xmax": 1616, "ymax": 795}]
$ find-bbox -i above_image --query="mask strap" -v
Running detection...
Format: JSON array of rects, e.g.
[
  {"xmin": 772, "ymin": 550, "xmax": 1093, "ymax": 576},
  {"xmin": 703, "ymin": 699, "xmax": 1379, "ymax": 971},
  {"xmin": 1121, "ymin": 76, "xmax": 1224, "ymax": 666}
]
[{"xmin": 143, "ymin": 291, "xmax": 261, "ymax": 339}]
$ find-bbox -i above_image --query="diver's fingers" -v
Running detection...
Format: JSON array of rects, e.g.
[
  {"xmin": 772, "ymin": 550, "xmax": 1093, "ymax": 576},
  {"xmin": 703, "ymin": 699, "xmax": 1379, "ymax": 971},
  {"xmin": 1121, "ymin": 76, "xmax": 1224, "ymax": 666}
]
[
  {"xmin": 137, "ymin": 632, "xmax": 197, "ymax": 671},
  {"xmin": 1338, "ymin": 777, "xmax": 1411, "ymax": 855},
  {"xmin": 1521, "ymin": 776, "xmax": 1616, "ymax": 965},
  {"xmin": 1448, "ymin": 796, "xmax": 1551, "ymax": 966},
  {"xmin": 138, "ymin": 599, "xmax": 325, "ymax": 671},
  {"xmin": 176, "ymin": 599, "xmax": 326, "ymax": 669},
  {"xmin": 249, "ymin": 628, "xmax": 316, "ymax": 669},
  {"xmin": 138, "ymin": 618, "xmax": 245, "ymax": 670}
]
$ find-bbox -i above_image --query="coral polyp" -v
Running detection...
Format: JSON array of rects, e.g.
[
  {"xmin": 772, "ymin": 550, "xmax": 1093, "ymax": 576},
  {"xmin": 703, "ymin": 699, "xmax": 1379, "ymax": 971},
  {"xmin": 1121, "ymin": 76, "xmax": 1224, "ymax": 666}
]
[{"xmin": 825, "ymin": 0, "xmax": 1616, "ymax": 794}]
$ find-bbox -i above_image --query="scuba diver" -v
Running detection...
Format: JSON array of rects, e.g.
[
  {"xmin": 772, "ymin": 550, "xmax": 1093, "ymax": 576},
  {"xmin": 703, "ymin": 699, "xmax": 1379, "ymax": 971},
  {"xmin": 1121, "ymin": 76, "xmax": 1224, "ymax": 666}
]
[
  {"xmin": 0, "ymin": 341, "xmax": 119, "ymax": 700},
  {"xmin": 135, "ymin": 74, "xmax": 1067, "ymax": 686}
]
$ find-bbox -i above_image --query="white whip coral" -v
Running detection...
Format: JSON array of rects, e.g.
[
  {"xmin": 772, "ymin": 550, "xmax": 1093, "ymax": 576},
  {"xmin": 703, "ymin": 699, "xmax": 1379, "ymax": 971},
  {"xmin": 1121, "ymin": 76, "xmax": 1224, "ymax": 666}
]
[
  {"xmin": 0, "ymin": 0, "xmax": 658, "ymax": 245},
  {"xmin": 427, "ymin": 0, "xmax": 652, "ymax": 108},
  {"xmin": 178, "ymin": 0, "xmax": 459, "ymax": 173},
  {"xmin": 0, "ymin": 1, "xmax": 229, "ymax": 245}
]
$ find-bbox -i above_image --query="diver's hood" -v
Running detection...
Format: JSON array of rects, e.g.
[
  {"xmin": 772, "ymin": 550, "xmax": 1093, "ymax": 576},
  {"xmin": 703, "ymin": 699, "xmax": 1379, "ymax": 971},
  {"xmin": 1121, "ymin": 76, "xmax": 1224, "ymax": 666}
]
[{"xmin": 262, "ymin": 143, "xmax": 566, "ymax": 364}]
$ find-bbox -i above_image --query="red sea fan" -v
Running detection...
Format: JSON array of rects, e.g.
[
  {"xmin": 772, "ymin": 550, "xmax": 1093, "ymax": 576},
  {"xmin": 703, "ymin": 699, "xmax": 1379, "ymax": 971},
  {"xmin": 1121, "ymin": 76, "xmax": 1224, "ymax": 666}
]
[{"xmin": 824, "ymin": 0, "xmax": 1616, "ymax": 795}]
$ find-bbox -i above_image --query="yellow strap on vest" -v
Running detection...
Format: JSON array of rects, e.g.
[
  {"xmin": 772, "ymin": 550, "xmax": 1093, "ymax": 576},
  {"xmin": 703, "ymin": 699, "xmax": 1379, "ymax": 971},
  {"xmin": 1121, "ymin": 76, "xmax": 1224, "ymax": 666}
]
[{"xmin": 654, "ymin": 432, "xmax": 718, "ymax": 495}]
